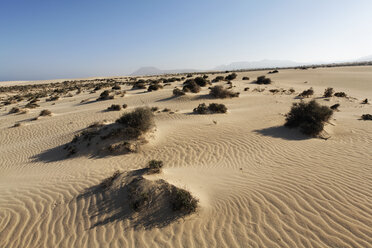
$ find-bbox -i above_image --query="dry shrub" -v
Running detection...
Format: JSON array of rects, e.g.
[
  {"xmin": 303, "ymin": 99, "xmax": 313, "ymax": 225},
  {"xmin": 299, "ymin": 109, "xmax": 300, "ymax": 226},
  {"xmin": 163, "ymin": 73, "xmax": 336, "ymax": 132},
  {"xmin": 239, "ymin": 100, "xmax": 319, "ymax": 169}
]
[{"xmin": 209, "ymin": 85, "xmax": 239, "ymax": 98}]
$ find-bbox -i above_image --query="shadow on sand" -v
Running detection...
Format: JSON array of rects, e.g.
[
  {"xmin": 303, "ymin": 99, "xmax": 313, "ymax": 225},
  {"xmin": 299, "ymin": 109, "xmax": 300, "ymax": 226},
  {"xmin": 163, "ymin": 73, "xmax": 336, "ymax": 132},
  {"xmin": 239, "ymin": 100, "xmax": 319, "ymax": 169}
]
[{"xmin": 254, "ymin": 126, "xmax": 310, "ymax": 141}]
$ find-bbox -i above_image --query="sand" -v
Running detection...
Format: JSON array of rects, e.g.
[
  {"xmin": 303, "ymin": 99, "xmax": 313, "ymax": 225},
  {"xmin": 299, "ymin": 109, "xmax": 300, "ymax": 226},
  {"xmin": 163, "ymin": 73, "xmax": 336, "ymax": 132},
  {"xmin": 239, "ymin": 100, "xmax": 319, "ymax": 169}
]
[{"xmin": 0, "ymin": 66, "xmax": 371, "ymax": 247}]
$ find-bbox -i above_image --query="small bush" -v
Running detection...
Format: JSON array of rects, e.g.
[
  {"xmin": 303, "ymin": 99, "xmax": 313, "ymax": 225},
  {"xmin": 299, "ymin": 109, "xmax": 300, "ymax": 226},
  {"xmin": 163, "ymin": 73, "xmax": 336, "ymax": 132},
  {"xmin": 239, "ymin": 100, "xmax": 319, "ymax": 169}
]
[
  {"xmin": 209, "ymin": 85, "xmax": 239, "ymax": 98},
  {"xmin": 361, "ymin": 114, "xmax": 372, "ymax": 120},
  {"xmin": 9, "ymin": 107, "xmax": 20, "ymax": 114},
  {"xmin": 122, "ymin": 104, "xmax": 128, "ymax": 109},
  {"xmin": 298, "ymin": 88, "xmax": 314, "ymax": 98},
  {"xmin": 173, "ymin": 87, "xmax": 185, "ymax": 96},
  {"xmin": 13, "ymin": 123, "xmax": 21, "ymax": 128},
  {"xmin": 39, "ymin": 109, "xmax": 52, "ymax": 116},
  {"xmin": 203, "ymin": 75, "xmax": 208, "ymax": 79},
  {"xmin": 268, "ymin": 70, "xmax": 279, "ymax": 74},
  {"xmin": 225, "ymin": 72, "xmax": 237, "ymax": 81},
  {"xmin": 46, "ymin": 95, "xmax": 59, "ymax": 102},
  {"xmin": 330, "ymin": 104, "xmax": 340, "ymax": 110},
  {"xmin": 97, "ymin": 90, "xmax": 114, "ymax": 101},
  {"xmin": 193, "ymin": 77, "xmax": 208, "ymax": 87},
  {"xmin": 116, "ymin": 107, "xmax": 154, "ymax": 133},
  {"xmin": 242, "ymin": 76, "xmax": 250, "ymax": 80},
  {"xmin": 212, "ymin": 76, "xmax": 225, "ymax": 83},
  {"xmin": 244, "ymin": 87, "xmax": 249, "ymax": 91},
  {"xmin": 323, "ymin": 87, "xmax": 334, "ymax": 97},
  {"xmin": 132, "ymin": 81, "xmax": 147, "ymax": 89},
  {"xmin": 107, "ymin": 104, "xmax": 121, "ymax": 111},
  {"xmin": 186, "ymin": 73, "xmax": 193, "ymax": 78},
  {"xmin": 171, "ymin": 188, "xmax": 198, "ymax": 214},
  {"xmin": 148, "ymin": 83, "xmax": 163, "ymax": 92},
  {"xmin": 193, "ymin": 103, "xmax": 227, "ymax": 114},
  {"xmin": 183, "ymin": 80, "xmax": 201, "ymax": 93},
  {"xmin": 334, "ymin": 92, "xmax": 347, "ymax": 97},
  {"xmin": 147, "ymin": 160, "xmax": 164, "ymax": 174},
  {"xmin": 255, "ymin": 76, "xmax": 272, "ymax": 85},
  {"xmin": 151, "ymin": 106, "xmax": 159, "ymax": 112},
  {"xmin": 361, "ymin": 98, "xmax": 368, "ymax": 104},
  {"xmin": 285, "ymin": 100, "xmax": 333, "ymax": 136},
  {"xmin": 25, "ymin": 102, "xmax": 40, "ymax": 109},
  {"xmin": 112, "ymin": 85, "xmax": 121, "ymax": 90}
]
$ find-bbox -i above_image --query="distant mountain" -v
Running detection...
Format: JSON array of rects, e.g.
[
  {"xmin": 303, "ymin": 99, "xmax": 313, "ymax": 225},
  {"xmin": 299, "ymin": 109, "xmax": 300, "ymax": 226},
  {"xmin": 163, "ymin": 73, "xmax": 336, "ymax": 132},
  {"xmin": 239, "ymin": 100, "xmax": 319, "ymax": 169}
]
[
  {"xmin": 214, "ymin": 59, "xmax": 304, "ymax": 71},
  {"xmin": 130, "ymin": 66, "xmax": 199, "ymax": 76},
  {"xmin": 355, "ymin": 55, "xmax": 372, "ymax": 62}
]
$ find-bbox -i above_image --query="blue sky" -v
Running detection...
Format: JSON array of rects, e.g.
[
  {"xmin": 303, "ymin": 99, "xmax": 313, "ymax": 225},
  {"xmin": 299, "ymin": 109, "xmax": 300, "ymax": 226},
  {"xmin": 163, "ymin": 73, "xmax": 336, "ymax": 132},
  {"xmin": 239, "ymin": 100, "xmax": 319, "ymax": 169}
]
[{"xmin": 1, "ymin": 0, "xmax": 372, "ymax": 81}]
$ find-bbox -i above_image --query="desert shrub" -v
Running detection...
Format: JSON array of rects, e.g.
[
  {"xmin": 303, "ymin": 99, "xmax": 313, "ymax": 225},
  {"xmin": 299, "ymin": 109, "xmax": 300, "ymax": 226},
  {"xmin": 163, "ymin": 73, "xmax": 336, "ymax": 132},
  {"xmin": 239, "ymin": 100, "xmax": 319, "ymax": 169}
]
[
  {"xmin": 162, "ymin": 108, "xmax": 171, "ymax": 112},
  {"xmin": 330, "ymin": 104, "xmax": 340, "ymax": 110},
  {"xmin": 242, "ymin": 76, "xmax": 250, "ymax": 80},
  {"xmin": 107, "ymin": 104, "xmax": 121, "ymax": 111},
  {"xmin": 116, "ymin": 107, "xmax": 154, "ymax": 133},
  {"xmin": 25, "ymin": 101, "xmax": 40, "ymax": 109},
  {"xmin": 268, "ymin": 70, "xmax": 279, "ymax": 74},
  {"xmin": 148, "ymin": 83, "xmax": 163, "ymax": 92},
  {"xmin": 323, "ymin": 87, "xmax": 334, "ymax": 97},
  {"xmin": 186, "ymin": 73, "xmax": 193, "ymax": 78},
  {"xmin": 203, "ymin": 75, "xmax": 208, "ymax": 79},
  {"xmin": 147, "ymin": 160, "xmax": 164, "ymax": 174},
  {"xmin": 225, "ymin": 72, "xmax": 237, "ymax": 81},
  {"xmin": 361, "ymin": 114, "xmax": 372, "ymax": 120},
  {"xmin": 361, "ymin": 98, "xmax": 368, "ymax": 104},
  {"xmin": 193, "ymin": 103, "xmax": 227, "ymax": 114},
  {"xmin": 193, "ymin": 77, "xmax": 208, "ymax": 87},
  {"xmin": 132, "ymin": 81, "xmax": 147, "ymax": 89},
  {"xmin": 39, "ymin": 109, "xmax": 52, "ymax": 116},
  {"xmin": 97, "ymin": 90, "xmax": 114, "ymax": 101},
  {"xmin": 112, "ymin": 84, "xmax": 121, "ymax": 90},
  {"xmin": 170, "ymin": 188, "xmax": 198, "ymax": 213},
  {"xmin": 173, "ymin": 87, "xmax": 185, "ymax": 96},
  {"xmin": 182, "ymin": 80, "xmax": 201, "ymax": 93},
  {"xmin": 122, "ymin": 104, "xmax": 128, "ymax": 109},
  {"xmin": 100, "ymin": 170, "xmax": 121, "ymax": 189},
  {"xmin": 288, "ymin": 88, "xmax": 295, "ymax": 94},
  {"xmin": 298, "ymin": 88, "xmax": 314, "ymax": 98},
  {"xmin": 334, "ymin": 92, "xmax": 347, "ymax": 97},
  {"xmin": 212, "ymin": 76, "xmax": 225, "ymax": 83},
  {"xmin": 151, "ymin": 106, "xmax": 159, "ymax": 112},
  {"xmin": 244, "ymin": 87, "xmax": 249, "ymax": 91},
  {"xmin": 46, "ymin": 95, "xmax": 60, "ymax": 101},
  {"xmin": 209, "ymin": 85, "xmax": 239, "ymax": 98},
  {"xmin": 269, "ymin": 89, "xmax": 280, "ymax": 94},
  {"xmin": 13, "ymin": 122, "xmax": 21, "ymax": 128},
  {"xmin": 255, "ymin": 76, "xmax": 272, "ymax": 85},
  {"xmin": 285, "ymin": 100, "xmax": 333, "ymax": 136},
  {"xmin": 9, "ymin": 107, "xmax": 20, "ymax": 114}
]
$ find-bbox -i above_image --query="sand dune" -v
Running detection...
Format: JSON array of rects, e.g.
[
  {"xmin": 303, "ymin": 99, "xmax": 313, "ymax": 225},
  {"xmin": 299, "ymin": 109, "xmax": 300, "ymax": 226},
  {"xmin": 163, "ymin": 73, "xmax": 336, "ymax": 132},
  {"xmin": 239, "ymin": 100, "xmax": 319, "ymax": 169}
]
[{"xmin": 1, "ymin": 66, "xmax": 372, "ymax": 247}]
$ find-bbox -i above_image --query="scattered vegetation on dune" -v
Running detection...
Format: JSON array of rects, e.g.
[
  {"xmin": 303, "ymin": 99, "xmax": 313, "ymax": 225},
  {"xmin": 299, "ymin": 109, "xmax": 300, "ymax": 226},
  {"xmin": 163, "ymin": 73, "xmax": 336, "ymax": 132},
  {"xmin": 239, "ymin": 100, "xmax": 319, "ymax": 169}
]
[
  {"xmin": 225, "ymin": 72, "xmax": 237, "ymax": 81},
  {"xmin": 100, "ymin": 170, "xmax": 121, "ymax": 189},
  {"xmin": 254, "ymin": 76, "xmax": 272, "ymax": 85},
  {"xmin": 242, "ymin": 76, "xmax": 250, "ymax": 80},
  {"xmin": 193, "ymin": 103, "xmax": 227, "ymax": 114},
  {"xmin": 323, "ymin": 87, "xmax": 334, "ymax": 97},
  {"xmin": 298, "ymin": 87, "xmax": 314, "ymax": 98},
  {"xmin": 116, "ymin": 107, "xmax": 154, "ymax": 133},
  {"xmin": 209, "ymin": 85, "xmax": 239, "ymax": 98},
  {"xmin": 212, "ymin": 76, "xmax": 225, "ymax": 83},
  {"xmin": 39, "ymin": 109, "xmax": 52, "ymax": 116},
  {"xmin": 147, "ymin": 160, "xmax": 164, "ymax": 174},
  {"xmin": 97, "ymin": 90, "xmax": 114, "ymax": 101},
  {"xmin": 361, "ymin": 114, "xmax": 372, "ymax": 120},
  {"xmin": 330, "ymin": 103, "xmax": 340, "ymax": 110},
  {"xmin": 170, "ymin": 187, "xmax": 199, "ymax": 214},
  {"xmin": 334, "ymin": 92, "xmax": 347, "ymax": 97},
  {"xmin": 147, "ymin": 83, "xmax": 163, "ymax": 92},
  {"xmin": 107, "ymin": 104, "xmax": 121, "ymax": 111},
  {"xmin": 173, "ymin": 87, "xmax": 186, "ymax": 96},
  {"xmin": 9, "ymin": 107, "xmax": 20, "ymax": 114},
  {"xmin": 182, "ymin": 80, "xmax": 201, "ymax": 93},
  {"xmin": 285, "ymin": 100, "xmax": 333, "ymax": 136}
]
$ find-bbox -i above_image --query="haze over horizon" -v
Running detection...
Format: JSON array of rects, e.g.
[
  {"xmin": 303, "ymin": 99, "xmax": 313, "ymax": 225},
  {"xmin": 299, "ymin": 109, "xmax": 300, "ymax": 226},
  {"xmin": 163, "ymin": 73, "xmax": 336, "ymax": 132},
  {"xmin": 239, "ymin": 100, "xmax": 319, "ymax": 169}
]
[{"xmin": 1, "ymin": 0, "xmax": 372, "ymax": 81}]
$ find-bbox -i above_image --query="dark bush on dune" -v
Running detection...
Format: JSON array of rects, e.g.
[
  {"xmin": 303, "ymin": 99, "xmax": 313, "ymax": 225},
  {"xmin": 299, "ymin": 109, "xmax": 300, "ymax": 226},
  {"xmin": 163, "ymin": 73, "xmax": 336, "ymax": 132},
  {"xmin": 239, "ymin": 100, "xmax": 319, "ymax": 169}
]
[
  {"xmin": 112, "ymin": 84, "xmax": 121, "ymax": 90},
  {"xmin": 147, "ymin": 160, "xmax": 164, "ymax": 174},
  {"xmin": 132, "ymin": 80, "xmax": 147, "ymax": 90},
  {"xmin": 361, "ymin": 98, "xmax": 368, "ymax": 104},
  {"xmin": 203, "ymin": 75, "xmax": 208, "ymax": 79},
  {"xmin": 323, "ymin": 87, "xmax": 334, "ymax": 97},
  {"xmin": 173, "ymin": 87, "xmax": 185, "ymax": 96},
  {"xmin": 330, "ymin": 103, "xmax": 340, "ymax": 110},
  {"xmin": 39, "ymin": 109, "xmax": 52, "ymax": 116},
  {"xmin": 97, "ymin": 90, "xmax": 114, "ymax": 101},
  {"xmin": 361, "ymin": 114, "xmax": 372, "ymax": 120},
  {"xmin": 186, "ymin": 73, "xmax": 193, "ymax": 78},
  {"xmin": 254, "ymin": 76, "xmax": 272, "ymax": 85},
  {"xmin": 285, "ymin": 100, "xmax": 333, "ymax": 136},
  {"xmin": 225, "ymin": 72, "xmax": 237, "ymax": 81},
  {"xmin": 334, "ymin": 92, "xmax": 347, "ymax": 97},
  {"xmin": 242, "ymin": 76, "xmax": 250, "ymax": 80},
  {"xmin": 9, "ymin": 107, "xmax": 20, "ymax": 114},
  {"xmin": 116, "ymin": 107, "xmax": 154, "ymax": 133},
  {"xmin": 193, "ymin": 77, "xmax": 208, "ymax": 87},
  {"xmin": 171, "ymin": 188, "xmax": 198, "ymax": 214},
  {"xmin": 148, "ymin": 83, "xmax": 163, "ymax": 92},
  {"xmin": 107, "ymin": 104, "xmax": 121, "ymax": 111},
  {"xmin": 193, "ymin": 103, "xmax": 227, "ymax": 114},
  {"xmin": 298, "ymin": 88, "xmax": 314, "ymax": 98},
  {"xmin": 212, "ymin": 76, "xmax": 225, "ymax": 83},
  {"xmin": 268, "ymin": 70, "xmax": 279, "ymax": 74},
  {"xmin": 209, "ymin": 85, "xmax": 239, "ymax": 98},
  {"xmin": 182, "ymin": 80, "xmax": 201, "ymax": 93},
  {"xmin": 122, "ymin": 104, "xmax": 128, "ymax": 109}
]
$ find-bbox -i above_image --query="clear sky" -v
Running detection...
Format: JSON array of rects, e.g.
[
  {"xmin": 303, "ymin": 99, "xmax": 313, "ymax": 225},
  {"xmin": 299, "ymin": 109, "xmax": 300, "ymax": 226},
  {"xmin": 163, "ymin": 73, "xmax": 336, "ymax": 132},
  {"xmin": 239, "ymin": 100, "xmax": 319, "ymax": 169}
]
[{"xmin": 1, "ymin": 0, "xmax": 372, "ymax": 81}]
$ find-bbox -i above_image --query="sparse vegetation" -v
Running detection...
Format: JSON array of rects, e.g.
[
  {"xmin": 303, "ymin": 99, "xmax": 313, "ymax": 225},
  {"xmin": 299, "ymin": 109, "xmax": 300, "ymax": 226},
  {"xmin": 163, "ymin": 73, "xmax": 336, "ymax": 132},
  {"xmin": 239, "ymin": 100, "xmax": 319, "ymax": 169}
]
[
  {"xmin": 170, "ymin": 187, "xmax": 198, "ymax": 214},
  {"xmin": 330, "ymin": 104, "xmax": 340, "ymax": 110},
  {"xmin": 268, "ymin": 70, "xmax": 279, "ymax": 74},
  {"xmin": 361, "ymin": 114, "xmax": 372, "ymax": 120},
  {"xmin": 173, "ymin": 87, "xmax": 186, "ymax": 96},
  {"xmin": 212, "ymin": 76, "xmax": 225, "ymax": 83},
  {"xmin": 116, "ymin": 107, "xmax": 154, "ymax": 134},
  {"xmin": 193, "ymin": 103, "xmax": 227, "ymax": 114},
  {"xmin": 39, "ymin": 109, "xmax": 52, "ymax": 116},
  {"xmin": 100, "ymin": 170, "xmax": 121, "ymax": 189},
  {"xmin": 298, "ymin": 88, "xmax": 314, "ymax": 98},
  {"xmin": 225, "ymin": 72, "xmax": 237, "ymax": 81},
  {"xmin": 285, "ymin": 100, "xmax": 333, "ymax": 136},
  {"xmin": 107, "ymin": 104, "xmax": 121, "ymax": 111},
  {"xmin": 242, "ymin": 76, "xmax": 250, "ymax": 80},
  {"xmin": 148, "ymin": 83, "xmax": 163, "ymax": 92},
  {"xmin": 147, "ymin": 160, "xmax": 164, "ymax": 174},
  {"xmin": 334, "ymin": 92, "xmax": 347, "ymax": 97},
  {"xmin": 9, "ymin": 107, "xmax": 20, "ymax": 114},
  {"xmin": 254, "ymin": 76, "xmax": 272, "ymax": 85},
  {"xmin": 122, "ymin": 104, "xmax": 128, "ymax": 109},
  {"xmin": 209, "ymin": 85, "xmax": 239, "ymax": 98},
  {"xmin": 97, "ymin": 90, "xmax": 114, "ymax": 101},
  {"xmin": 323, "ymin": 87, "xmax": 334, "ymax": 97},
  {"xmin": 182, "ymin": 80, "xmax": 201, "ymax": 93}
]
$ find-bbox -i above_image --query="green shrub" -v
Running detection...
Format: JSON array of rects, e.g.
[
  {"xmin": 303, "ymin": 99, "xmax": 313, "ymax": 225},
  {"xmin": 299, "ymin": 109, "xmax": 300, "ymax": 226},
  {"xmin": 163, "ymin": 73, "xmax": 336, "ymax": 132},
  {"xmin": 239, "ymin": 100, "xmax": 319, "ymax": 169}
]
[
  {"xmin": 116, "ymin": 107, "xmax": 154, "ymax": 133},
  {"xmin": 285, "ymin": 100, "xmax": 333, "ymax": 136}
]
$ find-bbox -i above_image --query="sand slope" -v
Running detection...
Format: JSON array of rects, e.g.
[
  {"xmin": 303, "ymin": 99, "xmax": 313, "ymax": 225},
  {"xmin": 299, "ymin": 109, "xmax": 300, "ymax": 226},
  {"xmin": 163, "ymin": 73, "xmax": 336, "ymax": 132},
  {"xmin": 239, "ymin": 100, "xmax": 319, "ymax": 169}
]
[{"xmin": 1, "ymin": 66, "xmax": 372, "ymax": 247}]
